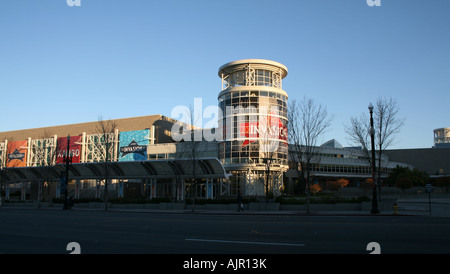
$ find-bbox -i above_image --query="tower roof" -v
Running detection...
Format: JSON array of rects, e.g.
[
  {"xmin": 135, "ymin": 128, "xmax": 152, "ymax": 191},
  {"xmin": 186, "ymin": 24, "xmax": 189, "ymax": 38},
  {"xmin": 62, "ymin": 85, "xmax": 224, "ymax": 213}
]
[{"xmin": 218, "ymin": 59, "xmax": 288, "ymax": 78}]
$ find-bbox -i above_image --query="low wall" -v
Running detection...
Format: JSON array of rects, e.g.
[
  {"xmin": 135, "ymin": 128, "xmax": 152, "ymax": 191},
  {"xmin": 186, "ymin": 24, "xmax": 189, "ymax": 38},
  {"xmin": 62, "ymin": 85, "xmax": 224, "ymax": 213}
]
[
  {"xmin": 280, "ymin": 199, "xmax": 397, "ymax": 212},
  {"xmin": 249, "ymin": 202, "xmax": 280, "ymax": 211},
  {"xmin": 108, "ymin": 202, "xmax": 185, "ymax": 210},
  {"xmin": 280, "ymin": 203, "xmax": 361, "ymax": 211},
  {"xmin": 1, "ymin": 199, "xmax": 399, "ymax": 212},
  {"xmin": 2, "ymin": 202, "xmax": 37, "ymax": 207}
]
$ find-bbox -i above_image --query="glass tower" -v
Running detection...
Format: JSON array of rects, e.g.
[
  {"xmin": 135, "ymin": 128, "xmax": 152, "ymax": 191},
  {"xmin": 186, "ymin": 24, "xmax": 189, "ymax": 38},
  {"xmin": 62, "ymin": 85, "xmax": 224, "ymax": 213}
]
[{"xmin": 217, "ymin": 59, "xmax": 289, "ymax": 196}]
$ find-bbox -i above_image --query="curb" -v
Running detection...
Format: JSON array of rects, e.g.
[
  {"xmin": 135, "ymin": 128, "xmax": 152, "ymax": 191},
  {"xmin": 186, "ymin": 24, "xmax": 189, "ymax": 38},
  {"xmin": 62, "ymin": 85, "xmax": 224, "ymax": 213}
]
[{"xmin": 0, "ymin": 206, "xmax": 414, "ymax": 217}]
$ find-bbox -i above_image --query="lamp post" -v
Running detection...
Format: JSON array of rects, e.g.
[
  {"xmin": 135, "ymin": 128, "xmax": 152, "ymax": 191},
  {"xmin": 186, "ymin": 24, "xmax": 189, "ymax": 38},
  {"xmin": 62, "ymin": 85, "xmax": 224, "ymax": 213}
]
[
  {"xmin": 63, "ymin": 135, "xmax": 72, "ymax": 210},
  {"xmin": 369, "ymin": 103, "xmax": 379, "ymax": 214}
]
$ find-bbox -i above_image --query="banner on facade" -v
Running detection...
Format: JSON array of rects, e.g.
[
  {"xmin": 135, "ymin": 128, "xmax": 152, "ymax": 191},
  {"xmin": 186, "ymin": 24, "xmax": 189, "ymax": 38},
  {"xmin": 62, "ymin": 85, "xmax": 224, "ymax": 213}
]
[
  {"xmin": 119, "ymin": 129, "xmax": 150, "ymax": 161},
  {"xmin": 6, "ymin": 140, "xmax": 28, "ymax": 167},
  {"xmin": 56, "ymin": 135, "xmax": 82, "ymax": 164},
  {"xmin": 239, "ymin": 112, "xmax": 287, "ymax": 147}
]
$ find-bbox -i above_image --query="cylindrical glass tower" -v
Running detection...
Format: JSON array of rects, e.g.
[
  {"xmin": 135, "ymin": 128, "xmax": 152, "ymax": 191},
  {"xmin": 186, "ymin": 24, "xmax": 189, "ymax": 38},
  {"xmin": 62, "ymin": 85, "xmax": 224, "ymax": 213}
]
[{"xmin": 217, "ymin": 59, "xmax": 288, "ymax": 197}]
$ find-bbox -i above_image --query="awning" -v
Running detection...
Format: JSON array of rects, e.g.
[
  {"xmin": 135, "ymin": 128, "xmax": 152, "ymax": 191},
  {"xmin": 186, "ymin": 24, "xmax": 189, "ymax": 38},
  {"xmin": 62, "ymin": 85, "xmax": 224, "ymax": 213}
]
[{"xmin": 1, "ymin": 158, "xmax": 228, "ymax": 182}]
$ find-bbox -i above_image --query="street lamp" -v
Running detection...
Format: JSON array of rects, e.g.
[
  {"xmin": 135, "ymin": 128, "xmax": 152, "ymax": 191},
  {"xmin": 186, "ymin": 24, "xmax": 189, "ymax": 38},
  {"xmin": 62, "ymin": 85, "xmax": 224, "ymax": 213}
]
[{"xmin": 369, "ymin": 103, "xmax": 379, "ymax": 214}]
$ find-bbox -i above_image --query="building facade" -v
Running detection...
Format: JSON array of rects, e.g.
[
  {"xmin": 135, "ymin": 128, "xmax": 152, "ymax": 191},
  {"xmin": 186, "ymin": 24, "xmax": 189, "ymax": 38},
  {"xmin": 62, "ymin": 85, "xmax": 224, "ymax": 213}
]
[
  {"xmin": 1, "ymin": 59, "xmax": 435, "ymax": 203},
  {"xmin": 286, "ymin": 140, "xmax": 412, "ymax": 193},
  {"xmin": 0, "ymin": 115, "xmax": 227, "ymax": 201},
  {"xmin": 217, "ymin": 59, "xmax": 289, "ymax": 197},
  {"xmin": 433, "ymin": 127, "xmax": 450, "ymax": 148}
]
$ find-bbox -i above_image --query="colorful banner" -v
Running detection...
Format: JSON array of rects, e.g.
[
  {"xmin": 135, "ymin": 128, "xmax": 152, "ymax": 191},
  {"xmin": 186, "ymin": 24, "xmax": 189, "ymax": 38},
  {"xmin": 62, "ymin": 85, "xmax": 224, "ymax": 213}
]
[
  {"xmin": 56, "ymin": 135, "xmax": 82, "ymax": 164},
  {"xmin": 119, "ymin": 129, "xmax": 149, "ymax": 161},
  {"xmin": 239, "ymin": 113, "xmax": 287, "ymax": 147},
  {"xmin": 6, "ymin": 140, "xmax": 28, "ymax": 167}
]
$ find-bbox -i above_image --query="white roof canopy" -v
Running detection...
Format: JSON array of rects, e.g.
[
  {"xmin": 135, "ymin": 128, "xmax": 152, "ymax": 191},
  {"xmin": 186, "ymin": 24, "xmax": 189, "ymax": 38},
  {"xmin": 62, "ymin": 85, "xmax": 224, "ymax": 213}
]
[{"xmin": 2, "ymin": 158, "xmax": 228, "ymax": 182}]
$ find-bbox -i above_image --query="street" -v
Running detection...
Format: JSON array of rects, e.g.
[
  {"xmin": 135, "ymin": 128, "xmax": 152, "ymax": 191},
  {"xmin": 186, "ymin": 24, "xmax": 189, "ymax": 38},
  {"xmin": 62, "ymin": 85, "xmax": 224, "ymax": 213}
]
[{"xmin": 0, "ymin": 209, "xmax": 449, "ymax": 255}]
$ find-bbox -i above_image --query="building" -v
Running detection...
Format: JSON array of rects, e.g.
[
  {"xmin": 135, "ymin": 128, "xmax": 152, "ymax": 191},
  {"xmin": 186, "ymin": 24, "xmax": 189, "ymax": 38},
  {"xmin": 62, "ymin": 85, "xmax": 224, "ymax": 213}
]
[
  {"xmin": 433, "ymin": 127, "xmax": 450, "ymax": 148},
  {"xmin": 0, "ymin": 115, "xmax": 227, "ymax": 201},
  {"xmin": 217, "ymin": 59, "xmax": 289, "ymax": 197},
  {"xmin": 0, "ymin": 59, "xmax": 441, "ymax": 203},
  {"xmin": 384, "ymin": 147, "xmax": 450, "ymax": 177},
  {"xmin": 285, "ymin": 139, "xmax": 412, "ymax": 192}
]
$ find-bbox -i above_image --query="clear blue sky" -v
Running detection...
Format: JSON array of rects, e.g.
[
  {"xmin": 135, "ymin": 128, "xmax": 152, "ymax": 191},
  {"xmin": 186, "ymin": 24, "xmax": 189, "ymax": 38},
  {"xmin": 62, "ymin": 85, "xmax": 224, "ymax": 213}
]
[{"xmin": 0, "ymin": 0, "xmax": 449, "ymax": 149}]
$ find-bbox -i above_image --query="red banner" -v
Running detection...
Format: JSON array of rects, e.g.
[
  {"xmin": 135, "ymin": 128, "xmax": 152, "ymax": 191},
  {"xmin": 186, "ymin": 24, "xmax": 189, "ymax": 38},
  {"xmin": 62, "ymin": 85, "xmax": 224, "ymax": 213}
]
[
  {"xmin": 240, "ymin": 114, "xmax": 287, "ymax": 147},
  {"xmin": 56, "ymin": 136, "xmax": 82, "ymax": 164}
]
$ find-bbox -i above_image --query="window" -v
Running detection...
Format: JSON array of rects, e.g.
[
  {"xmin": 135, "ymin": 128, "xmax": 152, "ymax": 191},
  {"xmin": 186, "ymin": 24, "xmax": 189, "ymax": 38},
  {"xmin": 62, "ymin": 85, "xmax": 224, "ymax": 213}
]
[
  {"xmin": 231, "ymin": 71, "xmax": 245, "ymax": 87},
  {"xmin": 255, "ymin": 70, "xmax": 273, "ymax": 86}
]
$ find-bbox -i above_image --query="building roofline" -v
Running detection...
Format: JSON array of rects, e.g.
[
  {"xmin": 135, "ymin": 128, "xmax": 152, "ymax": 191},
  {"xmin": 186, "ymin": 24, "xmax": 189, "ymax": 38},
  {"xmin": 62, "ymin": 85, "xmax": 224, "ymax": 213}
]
[
  {"xmin": 218, "ymin": 59, "xmax": 288, "ymax": 78},
  {"xmin": 0, "ymin": 114, "xmax": 168, "ymax": 141}
]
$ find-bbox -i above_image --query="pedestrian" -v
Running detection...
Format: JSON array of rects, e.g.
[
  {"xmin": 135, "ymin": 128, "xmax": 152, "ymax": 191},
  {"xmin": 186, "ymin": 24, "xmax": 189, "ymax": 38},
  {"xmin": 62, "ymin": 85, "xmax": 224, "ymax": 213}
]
[{"xmin": 237, "ymin": 192, "xmax": 244, "ymax": 212}]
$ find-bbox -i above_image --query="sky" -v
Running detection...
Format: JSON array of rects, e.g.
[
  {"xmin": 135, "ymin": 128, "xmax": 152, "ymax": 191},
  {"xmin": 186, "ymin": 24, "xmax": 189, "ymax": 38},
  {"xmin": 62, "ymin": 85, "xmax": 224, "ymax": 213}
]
[{"xmin": 0, "ymin": 0, "xmax": 449, "ymax": 149}]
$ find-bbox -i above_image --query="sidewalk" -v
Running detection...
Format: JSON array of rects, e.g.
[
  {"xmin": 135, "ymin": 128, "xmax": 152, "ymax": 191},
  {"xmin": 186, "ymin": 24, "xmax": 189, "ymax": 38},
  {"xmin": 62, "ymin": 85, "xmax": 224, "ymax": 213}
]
[
  {"xmin": 1, "ymin": 197, "xmax": 449, "ymax": 217},
  {"xmin": 395, "ymin": 198, "xmax": 450, "ymax": 218},
  {"xmin": 0, "ymin": 204, "xmax": 441, "ymax": 217},
  {"xmin": 0, "ymin": 206, "xmax": 393, "ymax": 216}
]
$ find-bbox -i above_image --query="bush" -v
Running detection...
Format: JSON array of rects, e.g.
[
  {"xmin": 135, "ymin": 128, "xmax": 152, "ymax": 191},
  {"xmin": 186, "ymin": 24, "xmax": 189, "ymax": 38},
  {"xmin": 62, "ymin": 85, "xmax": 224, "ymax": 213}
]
[
  {"xmin": 185, "ymin": 197, "xmax": 258, "ymax": 205},
  {"xmin": 74, "ymin": 198, "xmax": 103, "ymax": 203},
  {"xmin": 275, "ymin": 197, "xmax": 305, "ymax": 205},
  {"xmin": 108, "ymin": 197, "xmax": 171, "ymax": 204},
  {"xmin": 52, "ymin": 197, "xmax": 103, "ymax": 204},
  {"xmin": 275, "ymin": 196, "xmax": 370, "ymax": 205},
  {"xmin": 52, "ymin": 198, "xmax": 65, "ymax": 204}
]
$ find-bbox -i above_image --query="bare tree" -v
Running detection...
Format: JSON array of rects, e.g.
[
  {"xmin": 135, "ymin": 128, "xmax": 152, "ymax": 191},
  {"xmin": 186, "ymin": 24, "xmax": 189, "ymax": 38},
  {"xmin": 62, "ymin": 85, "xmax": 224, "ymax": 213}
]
[
  {"xmin": 31, "ymin": 130, "xmax": 59, "ymax": 205},
  {"xmin": 288, "ymin": 97, "xmax": 332, "ymax": 213},
  {"xmin": 96, "ymin": 116, "xmax": 118, "ymax": 210},
  {"xmin": 172, "ymin": 104, "xmax": 204, "ymax": 211},
  {"xmin": 259, "ymin": 108, "xmax": 282, "ymax": 202},
  {"xmin": 345, "ymin": 96, "xmax": 405, "ymax": 198}
]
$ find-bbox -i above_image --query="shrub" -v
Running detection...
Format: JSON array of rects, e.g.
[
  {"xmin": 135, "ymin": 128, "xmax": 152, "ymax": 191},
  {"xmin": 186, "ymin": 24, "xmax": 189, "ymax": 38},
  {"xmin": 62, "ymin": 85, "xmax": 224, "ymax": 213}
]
[
  {"xmin": 275, "ymin": 196, "xmax": 370, "ymax": 205},
  {"xmin": 108, "ymin": 197, "xmax": 171, "ymax": 204}
]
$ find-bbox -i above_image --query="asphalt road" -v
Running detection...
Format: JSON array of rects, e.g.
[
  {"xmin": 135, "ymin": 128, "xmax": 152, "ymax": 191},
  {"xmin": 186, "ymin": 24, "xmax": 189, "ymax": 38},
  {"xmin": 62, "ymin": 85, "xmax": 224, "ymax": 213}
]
[{"xmin": 0, "ymin": 209, "xmax": 449, "ymax": 254}]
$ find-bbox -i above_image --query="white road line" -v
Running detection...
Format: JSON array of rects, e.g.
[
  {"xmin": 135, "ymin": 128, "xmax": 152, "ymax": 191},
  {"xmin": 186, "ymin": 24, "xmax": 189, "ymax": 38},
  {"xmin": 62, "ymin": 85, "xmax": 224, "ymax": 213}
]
[{"xmin": 185, "ymin": 238, "xmax": 305, "ymax": 247}]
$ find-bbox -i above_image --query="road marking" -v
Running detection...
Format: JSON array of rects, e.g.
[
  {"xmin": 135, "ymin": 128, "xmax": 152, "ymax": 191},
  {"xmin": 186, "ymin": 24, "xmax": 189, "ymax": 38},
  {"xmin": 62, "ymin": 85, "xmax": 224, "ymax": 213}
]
[{"xmin": 185, "ymin": 238, "xmax": 305, "ymax": 247}]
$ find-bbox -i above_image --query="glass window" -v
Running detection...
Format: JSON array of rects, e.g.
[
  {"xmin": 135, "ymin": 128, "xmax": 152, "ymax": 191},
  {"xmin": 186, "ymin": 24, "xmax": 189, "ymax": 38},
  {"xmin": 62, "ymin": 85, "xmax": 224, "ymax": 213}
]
[{"xmin": 232, "ymin": 71, "xmax": 245, "ymax": 87}]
